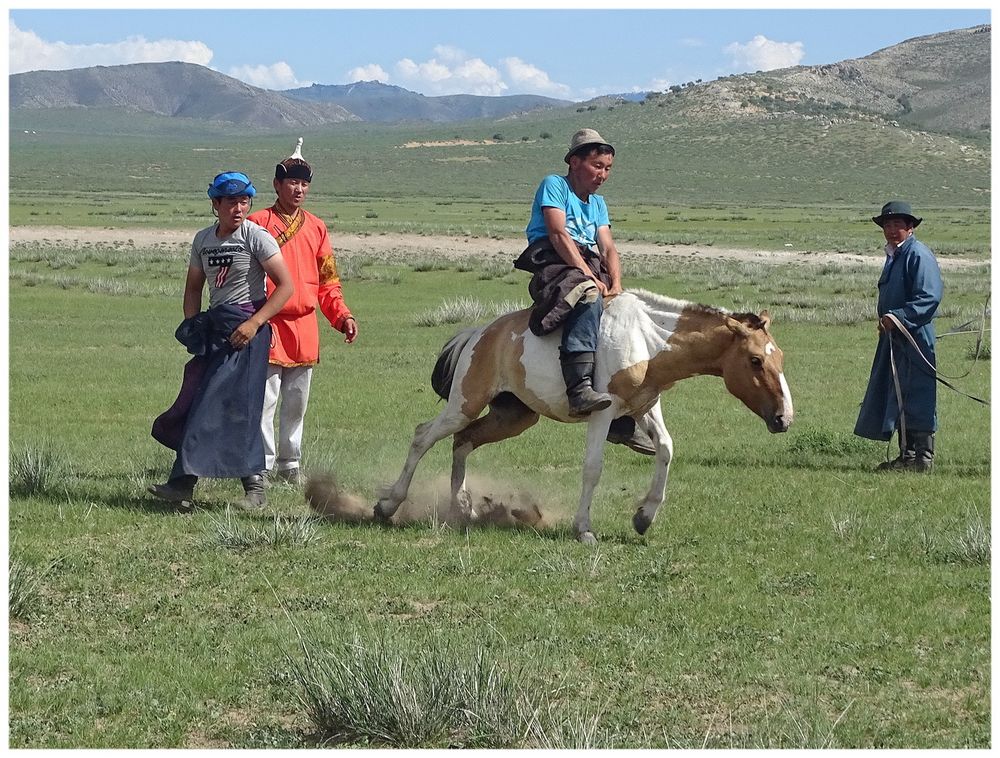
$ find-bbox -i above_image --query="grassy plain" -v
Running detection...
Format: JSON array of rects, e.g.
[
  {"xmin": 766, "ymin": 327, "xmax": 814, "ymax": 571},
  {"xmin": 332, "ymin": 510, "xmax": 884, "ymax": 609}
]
[
  {"xmin": 7, "ymin": 238, "xmax": 990, "ymax": 747},
  {"xmin": 8, "ymin": 105, "xmax": 991, "ymax": 256},
  {"xmin": 7, "ymin": 105, "xmax": 992, "ymax": 746}
]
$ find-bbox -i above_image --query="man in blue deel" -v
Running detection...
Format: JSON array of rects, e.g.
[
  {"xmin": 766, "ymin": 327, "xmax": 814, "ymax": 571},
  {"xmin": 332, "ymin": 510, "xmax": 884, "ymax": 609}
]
[{"xmin": 854, "ymin": 200, "xmax": 943, "ymax": 472}]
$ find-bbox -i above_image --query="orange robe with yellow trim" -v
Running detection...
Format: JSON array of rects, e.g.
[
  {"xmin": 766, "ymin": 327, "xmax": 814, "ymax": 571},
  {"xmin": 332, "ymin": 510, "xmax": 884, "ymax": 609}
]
[{"xmin": 248, "ymin": 206, "xmax": 353, "ymax": 367}]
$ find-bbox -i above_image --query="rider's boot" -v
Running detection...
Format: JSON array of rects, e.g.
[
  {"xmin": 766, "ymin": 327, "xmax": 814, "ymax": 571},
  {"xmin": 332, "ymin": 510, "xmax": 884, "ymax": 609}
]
[{"xmin": 560, "ymin": 351, "xmax": 612, "ymax": 417}]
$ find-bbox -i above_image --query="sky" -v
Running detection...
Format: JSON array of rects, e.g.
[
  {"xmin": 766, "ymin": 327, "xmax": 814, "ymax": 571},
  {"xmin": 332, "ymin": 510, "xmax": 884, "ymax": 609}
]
[{"xmin": 7, "ymin": 4, "xmax": 993, "ymax": 101}]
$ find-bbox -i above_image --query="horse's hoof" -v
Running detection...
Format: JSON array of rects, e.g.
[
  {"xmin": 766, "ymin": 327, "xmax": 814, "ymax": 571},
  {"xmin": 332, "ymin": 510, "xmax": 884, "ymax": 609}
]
[
  {"xmin": 632, "ymin": 510, "xmax": 653, "ymax": 535},
  {"xmin": 442, "ymin": 509, "xmax": 469, "ymax": 529},
  {"xmin": 373, "ymin": 501, "xmax": 394, "ymax": 524},
  {"xmin": 576, "ymin": 531, "xmax": 598, "ymax": 545}
]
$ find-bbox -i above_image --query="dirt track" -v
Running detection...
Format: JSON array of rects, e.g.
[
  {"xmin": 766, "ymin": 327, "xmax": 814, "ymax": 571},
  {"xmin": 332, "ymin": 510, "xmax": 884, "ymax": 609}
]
[{"xmin": 7, "ymin": 226, "xmax": 984, "ymax": 269}]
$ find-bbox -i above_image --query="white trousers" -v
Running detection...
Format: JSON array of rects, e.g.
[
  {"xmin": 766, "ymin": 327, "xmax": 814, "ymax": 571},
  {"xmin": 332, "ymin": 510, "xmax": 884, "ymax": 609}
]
[{"xmin": 261, "ymin": 364, "xmax": 313, "ymax": 473}]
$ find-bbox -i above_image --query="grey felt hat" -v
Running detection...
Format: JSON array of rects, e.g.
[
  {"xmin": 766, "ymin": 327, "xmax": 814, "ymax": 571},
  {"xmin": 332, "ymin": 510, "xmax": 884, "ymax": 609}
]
[
  {"xmin": 873, "ymin": 200, "xmax": 922, "ymax": 228},
  {"xmin": 564, "ymin": 128, "xmax": 615, "ymax": 163}
]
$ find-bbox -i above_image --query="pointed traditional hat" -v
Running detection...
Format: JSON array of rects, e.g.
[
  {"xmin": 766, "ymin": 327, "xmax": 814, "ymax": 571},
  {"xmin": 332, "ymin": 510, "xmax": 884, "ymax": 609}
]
[{"xmin": 275, "ymin": 137, "xmax": 313, "ymax": 181}]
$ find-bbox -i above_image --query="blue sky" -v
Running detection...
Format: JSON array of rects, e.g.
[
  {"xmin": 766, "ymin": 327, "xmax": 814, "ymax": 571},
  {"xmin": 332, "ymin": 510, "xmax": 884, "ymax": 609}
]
[{"xmin": 8, "ymin": 6, "xmax": 993, "ymax": 100}]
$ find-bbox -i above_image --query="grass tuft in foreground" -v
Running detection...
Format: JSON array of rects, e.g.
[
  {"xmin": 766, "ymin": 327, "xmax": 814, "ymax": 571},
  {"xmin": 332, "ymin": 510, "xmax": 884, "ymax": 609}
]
[
  {"xmin": 9, "ymin": 554, "xmax": 58, "ymax": 619},
  {"xmin": 9, "ymin": 442, "xmax": 72, "ymax": 498},
  {"xmin": 922, "ymin": 508, "xmax": 991, "ymax": 566},
  {"xmin": 695, "ymin": 699, "xmax": 855, "ymax": 749},
  {"xmin": 206, "ymin": 509, "xmax": 322, "ymax": 552},
  {"xmin": 287, "ymin": 632, "xmax": 609, "ymax": 748}
]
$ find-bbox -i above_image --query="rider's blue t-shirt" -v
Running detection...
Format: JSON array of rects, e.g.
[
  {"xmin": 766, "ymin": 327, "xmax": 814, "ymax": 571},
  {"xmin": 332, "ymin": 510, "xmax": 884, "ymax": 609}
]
[{"xmin": 525, "ymin": 174, "xmax": 610, "ymax": 248}]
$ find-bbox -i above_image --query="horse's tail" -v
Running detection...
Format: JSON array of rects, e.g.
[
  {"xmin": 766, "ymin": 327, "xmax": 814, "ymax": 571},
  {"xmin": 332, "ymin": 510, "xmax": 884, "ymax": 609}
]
[{"xmin": 431, "ymin": 325, "xmax": 481, "ymax": 400}]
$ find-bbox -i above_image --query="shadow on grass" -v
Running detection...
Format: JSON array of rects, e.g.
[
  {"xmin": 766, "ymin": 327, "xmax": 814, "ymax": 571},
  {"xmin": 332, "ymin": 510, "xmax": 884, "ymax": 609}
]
[
  {"xmin": 685, "ymin": 454, "xmax": 990, "ymax": 479},
  {"xmin": 100, "ymin": 491, "xmax": 237, "ymax": 515},
  {"xmin": 8, "ymin": 477, "xmax": 256, "ymax": 516}
]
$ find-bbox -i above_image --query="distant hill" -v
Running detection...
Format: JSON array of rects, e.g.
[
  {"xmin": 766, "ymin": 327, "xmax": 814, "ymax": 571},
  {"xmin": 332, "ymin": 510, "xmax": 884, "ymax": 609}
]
[
  {"xmin": 281, "ymin": 80, "xmax": 572, "ymax": 123},
  {"xmin": 9, "ymin": 61, "xmax": 359, "ymax": 129},
  {"xmin": 649, "ymin": 25, "xmax": 990, "ymax": 134},
  {"xmin": 782, "ymin": 24, "xmax": 991, "ymax": 133},
  {"xmin": 7, "ymin": 26, "xmax": 990, "ymax": 135}
]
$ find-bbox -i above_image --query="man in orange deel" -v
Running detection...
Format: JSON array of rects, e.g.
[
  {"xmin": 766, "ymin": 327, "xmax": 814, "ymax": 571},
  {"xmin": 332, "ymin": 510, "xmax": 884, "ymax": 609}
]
[{"xmin": 248, "ymin": 139, "xmax": 358, "ymax": 486}]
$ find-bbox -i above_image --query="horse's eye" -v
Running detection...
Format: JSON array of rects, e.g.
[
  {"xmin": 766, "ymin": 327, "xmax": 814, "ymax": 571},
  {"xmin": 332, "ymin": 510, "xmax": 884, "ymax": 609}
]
[{"xmin": 750, "ymin": 356, "xmax": 764, "ymax": 368}]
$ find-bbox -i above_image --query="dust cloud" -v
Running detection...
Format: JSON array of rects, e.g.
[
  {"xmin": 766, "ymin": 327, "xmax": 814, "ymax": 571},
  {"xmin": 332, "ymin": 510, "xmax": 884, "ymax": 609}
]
[{"xmin": 305, "ymin": 470, "xmax": 551, "ymax": 531}]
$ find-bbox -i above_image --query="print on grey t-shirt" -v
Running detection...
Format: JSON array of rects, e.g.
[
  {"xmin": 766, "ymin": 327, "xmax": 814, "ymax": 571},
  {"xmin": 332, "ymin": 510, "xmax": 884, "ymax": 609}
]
[{"xmin": 190, "ymin": 220, "xmax": 280, "ymax": 307}]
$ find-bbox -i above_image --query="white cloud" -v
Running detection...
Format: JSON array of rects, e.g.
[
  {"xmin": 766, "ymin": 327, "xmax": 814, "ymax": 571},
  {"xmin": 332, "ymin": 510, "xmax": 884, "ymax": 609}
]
[
  {"xmin": 724, "ymin": 35, "xmax": 805, "ymax": 73},
  {"xmin": 227, "ymin": 62, "xmax": 310, "ymax": 90},
  {"xmin": 365, "ymin": 47, "xmax": 573, "ymax": 98},
  {"xmin": 501, "ymin": 57, "xmax": 572, "ymax": 98},
  {"xmin": 453, "ymin": 58, "xmax": 507, "ymax": 95},
  {"xmin": 431, "ymin": 45, "xmax": 467, "ymax": 65},
  {"xmin": 8, "ymin": 20, "xmax": 213, "ymax": 74},
  {"xmin": 392, "ymin": 47, "xmax": 507, "ymax": 96},
  {"xmin": 397, "ymin": 57, "xmax": 453, "ymax": 86},
  {"xmin": 347, "ymin": 63, "xmax": 391, "ymax": 83}
]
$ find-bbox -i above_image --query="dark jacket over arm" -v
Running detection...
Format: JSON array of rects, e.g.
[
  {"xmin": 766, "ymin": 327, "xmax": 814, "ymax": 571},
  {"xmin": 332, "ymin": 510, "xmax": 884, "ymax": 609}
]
[{"xmin": 513, "ymin": 237, "xmax": 610, "ymax": 336}]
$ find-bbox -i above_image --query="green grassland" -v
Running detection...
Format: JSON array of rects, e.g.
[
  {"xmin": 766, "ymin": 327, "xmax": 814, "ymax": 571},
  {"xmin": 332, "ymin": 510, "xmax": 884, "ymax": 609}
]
[
  {"xmin": 9, "ymin": 103, "xmax": 991, "ymax": 255},
  {"xmin": 8, "ymin": 239, "xmax": 990, "ymax": 747},
  {"xmin": 7, "ymin": 101, "xmax": 991, "ymax": 747}
]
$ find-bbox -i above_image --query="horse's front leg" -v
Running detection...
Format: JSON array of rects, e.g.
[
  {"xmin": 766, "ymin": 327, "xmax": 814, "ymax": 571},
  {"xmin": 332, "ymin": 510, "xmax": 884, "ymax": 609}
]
[
  {"xmin": 573, "ymin": 408, "xmax": 615, "ymax": 544},
  {"xmin": 375, "ymin": 408, "xmax": 473, "ymax": 522},
  {"xmin": 632, "ymin": 401, "xmax": 674, "ymax": 536}
]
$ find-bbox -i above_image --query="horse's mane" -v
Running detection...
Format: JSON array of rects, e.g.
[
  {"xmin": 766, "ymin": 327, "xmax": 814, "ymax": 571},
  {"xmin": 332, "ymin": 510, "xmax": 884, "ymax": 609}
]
[
  {"xmin": 624, "ymin": 288, "xmax": 767, "ymax": 330},
  {"xmin": 625, "ymin": 288, "xmax": 728, "ymax": 320},
  {"xmin": 731, "ymin": 312, "xmax": 769, "ymax": 330}
]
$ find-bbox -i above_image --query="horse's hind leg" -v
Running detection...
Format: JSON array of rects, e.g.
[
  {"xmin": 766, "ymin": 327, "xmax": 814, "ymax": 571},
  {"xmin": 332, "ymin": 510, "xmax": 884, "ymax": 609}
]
[
  {"xmin": 375, "ymin": 406, "xmax": 476, "ymax": 522},
  {"xmin": 448, "ymin": 393, "xmax": 538, "ymax": 525},
  {"xmin": 632, "ymin": 402, "xmax": 674, "ymax": 536}
]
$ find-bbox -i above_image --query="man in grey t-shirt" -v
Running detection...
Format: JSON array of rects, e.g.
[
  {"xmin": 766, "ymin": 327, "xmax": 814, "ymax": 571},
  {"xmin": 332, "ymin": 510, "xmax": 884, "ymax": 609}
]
[{"xmin": 149, "ymin": 171, "xmax": 293, "ymax": 510}]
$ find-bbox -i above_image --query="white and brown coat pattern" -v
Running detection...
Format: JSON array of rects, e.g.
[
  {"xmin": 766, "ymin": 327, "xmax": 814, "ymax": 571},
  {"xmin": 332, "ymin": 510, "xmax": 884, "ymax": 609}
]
[{"xmin": 376, "ymin": 289, "xmax": 793, "ymax": 543}]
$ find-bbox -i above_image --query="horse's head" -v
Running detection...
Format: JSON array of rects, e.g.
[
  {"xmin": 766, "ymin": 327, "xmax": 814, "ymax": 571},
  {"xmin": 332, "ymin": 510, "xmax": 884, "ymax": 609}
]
[{"xmin": 719, "ymin": 311, "xmax": 794, "ymax": 433}]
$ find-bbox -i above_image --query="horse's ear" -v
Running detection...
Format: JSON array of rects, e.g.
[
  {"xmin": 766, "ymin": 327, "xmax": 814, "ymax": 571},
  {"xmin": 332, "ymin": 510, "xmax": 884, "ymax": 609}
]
[
  {"xmin": 725, "ymin": 316, "xmax": 752, "ymax": 338},
  {"xmin": 758, "ymin": 310, "xmax": 772, "ymax": 332}
]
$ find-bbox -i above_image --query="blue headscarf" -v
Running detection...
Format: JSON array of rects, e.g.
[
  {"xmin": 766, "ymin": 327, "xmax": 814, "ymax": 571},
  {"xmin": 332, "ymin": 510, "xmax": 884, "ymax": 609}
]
[{"xmin": 208, "ymin": 171, "xmax": 257, "ymax": 198}]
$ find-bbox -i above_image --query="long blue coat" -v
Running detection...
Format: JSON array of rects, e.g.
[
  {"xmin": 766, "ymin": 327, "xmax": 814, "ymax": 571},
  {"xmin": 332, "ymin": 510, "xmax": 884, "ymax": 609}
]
[
  {"xmin": 854, "ymin": 235, "xmax": 943, "ymax": 440},
  {"xmin": 152, "ymin": 305, "xmax": 270, "ymax": 477}
]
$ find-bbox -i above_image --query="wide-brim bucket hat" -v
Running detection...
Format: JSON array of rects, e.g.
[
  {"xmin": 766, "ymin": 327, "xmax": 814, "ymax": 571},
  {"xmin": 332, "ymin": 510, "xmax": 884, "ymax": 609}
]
[
  {"xmin": 873, "ymin": 200, "xmax": 922, "ymax": 228},
  {"xmin": 564, "ymin": 128, "xmax": 615, "ymax": 163}
]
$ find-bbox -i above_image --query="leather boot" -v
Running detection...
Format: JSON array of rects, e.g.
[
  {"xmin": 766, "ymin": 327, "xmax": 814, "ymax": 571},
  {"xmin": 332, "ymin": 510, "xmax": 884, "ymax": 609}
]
[
  {"xmin": 910, "ymin": 431, "xmax": 935, "ymax": 472},
  {"xmin": 147, "ymin": 474, "xmax": 197, "ymax": 505},
  {"xmin": 607, "ymin": 416, "xmax": 656, "ymax": 456},
  {"xmin": 876, "ymin": 435, "xmax": 916, "ymax": 472},
  {"xmin": 560, "ymin": 351, "xmax": 612, "ymax": 417},
  {"xmin": 240, "ymin": 474, "xmax": 268, "ymax": 510}
]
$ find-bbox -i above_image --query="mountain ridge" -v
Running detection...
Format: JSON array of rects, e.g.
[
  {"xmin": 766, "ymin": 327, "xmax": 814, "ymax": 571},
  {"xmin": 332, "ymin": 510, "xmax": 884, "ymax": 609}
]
[
  {"xmin": 281, "ymin": 80, "xmax": 572, "ymax": 123},
  {"xmin": 9, "ymin": 61, "xmax": 359, "ymax": 129},
  {"xmin": 8, "ymin": 25, "xmax": 990, "ymax": 134}
]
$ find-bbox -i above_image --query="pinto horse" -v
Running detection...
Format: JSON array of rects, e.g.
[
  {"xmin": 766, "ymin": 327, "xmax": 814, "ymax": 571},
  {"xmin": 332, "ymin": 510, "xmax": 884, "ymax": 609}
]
[{"xmin": 375, "ymin": 289, "xmax": 794, "ymax": 543}]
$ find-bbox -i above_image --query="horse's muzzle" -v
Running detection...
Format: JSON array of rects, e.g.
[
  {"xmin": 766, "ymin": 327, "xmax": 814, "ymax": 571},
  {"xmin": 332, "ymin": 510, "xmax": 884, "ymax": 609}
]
[{"xmin": 766, "ymin": 413, "xmax": 792, "ymax": 434}]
